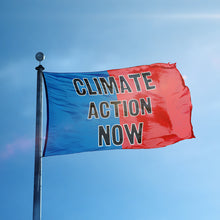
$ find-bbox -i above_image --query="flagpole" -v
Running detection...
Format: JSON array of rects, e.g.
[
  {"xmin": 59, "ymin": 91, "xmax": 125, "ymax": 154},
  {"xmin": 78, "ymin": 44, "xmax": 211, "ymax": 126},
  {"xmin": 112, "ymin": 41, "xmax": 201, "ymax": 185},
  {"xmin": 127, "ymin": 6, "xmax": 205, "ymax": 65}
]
[{"xmin": 33, "ymin": 52, "xmax": 45, "ymax": 220}]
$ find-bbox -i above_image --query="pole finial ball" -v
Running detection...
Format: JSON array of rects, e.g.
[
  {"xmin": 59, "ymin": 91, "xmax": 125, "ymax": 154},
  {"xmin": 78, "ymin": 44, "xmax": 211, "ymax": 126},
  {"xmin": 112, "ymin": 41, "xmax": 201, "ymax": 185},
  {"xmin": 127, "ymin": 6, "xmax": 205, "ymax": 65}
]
[{"xmin": 35, "ymin": 52, "xmax": 45, "ymax": 62}]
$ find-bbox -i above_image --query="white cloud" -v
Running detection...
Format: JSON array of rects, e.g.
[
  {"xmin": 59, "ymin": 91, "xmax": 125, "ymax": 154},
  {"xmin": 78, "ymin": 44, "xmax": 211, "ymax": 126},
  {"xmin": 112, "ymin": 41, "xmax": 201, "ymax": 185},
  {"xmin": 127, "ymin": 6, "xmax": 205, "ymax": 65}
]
[
  {"xmin": 0, "ymin": 137, "xmax": 34, "ymax": 159},
  {"xmin": 150, "ymin": 13, "xmax": 220, "ymax": 20}
]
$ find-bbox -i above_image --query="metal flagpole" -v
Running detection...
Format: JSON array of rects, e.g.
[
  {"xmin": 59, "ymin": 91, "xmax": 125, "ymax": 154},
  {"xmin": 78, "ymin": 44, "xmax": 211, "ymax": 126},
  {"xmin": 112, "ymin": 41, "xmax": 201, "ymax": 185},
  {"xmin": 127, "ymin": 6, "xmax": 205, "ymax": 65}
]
[{"xmin": 33, "ymin": 52, "xmax": 45, "ymax": 220}]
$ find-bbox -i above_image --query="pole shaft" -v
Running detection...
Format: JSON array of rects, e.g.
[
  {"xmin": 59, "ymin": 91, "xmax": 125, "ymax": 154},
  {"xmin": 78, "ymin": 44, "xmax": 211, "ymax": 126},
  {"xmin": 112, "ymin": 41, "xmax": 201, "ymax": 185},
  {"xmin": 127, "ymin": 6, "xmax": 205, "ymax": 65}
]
[{"xmin": 33, "ymin": 65, "xmax": 44, "ymax": 220}]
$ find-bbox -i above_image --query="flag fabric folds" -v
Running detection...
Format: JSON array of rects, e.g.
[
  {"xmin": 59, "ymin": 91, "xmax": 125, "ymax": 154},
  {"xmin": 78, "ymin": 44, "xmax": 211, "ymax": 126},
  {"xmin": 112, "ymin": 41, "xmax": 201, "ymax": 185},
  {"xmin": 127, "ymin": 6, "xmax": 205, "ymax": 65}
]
[{"xmin": 43, "ymin": 63, "xmax": 194, "ymax": 157}]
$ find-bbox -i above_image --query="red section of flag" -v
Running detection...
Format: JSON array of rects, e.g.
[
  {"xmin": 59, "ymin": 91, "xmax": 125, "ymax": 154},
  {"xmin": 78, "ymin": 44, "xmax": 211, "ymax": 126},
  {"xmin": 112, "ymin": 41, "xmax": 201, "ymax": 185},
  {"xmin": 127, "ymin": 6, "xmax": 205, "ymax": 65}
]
[{"xmin": 108, "ymin": 63, "xmax": 195, "ymax": 149}]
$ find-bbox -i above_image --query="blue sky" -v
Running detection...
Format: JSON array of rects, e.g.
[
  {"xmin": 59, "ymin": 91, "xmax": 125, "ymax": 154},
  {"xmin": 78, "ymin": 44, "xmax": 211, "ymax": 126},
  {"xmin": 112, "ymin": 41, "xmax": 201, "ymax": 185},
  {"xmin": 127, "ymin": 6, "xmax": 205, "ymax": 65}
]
[{"xmin": 1, "ymin": 0, "xmax": 220, "ymax": 219}]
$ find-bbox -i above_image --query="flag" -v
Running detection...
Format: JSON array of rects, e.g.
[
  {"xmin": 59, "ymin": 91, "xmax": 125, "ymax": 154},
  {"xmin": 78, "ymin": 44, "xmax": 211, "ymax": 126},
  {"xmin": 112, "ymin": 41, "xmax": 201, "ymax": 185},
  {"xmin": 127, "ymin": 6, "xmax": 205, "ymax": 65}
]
[{"xmin": 42, "ymin": 63, "xmax": 195, "ymax": 157}]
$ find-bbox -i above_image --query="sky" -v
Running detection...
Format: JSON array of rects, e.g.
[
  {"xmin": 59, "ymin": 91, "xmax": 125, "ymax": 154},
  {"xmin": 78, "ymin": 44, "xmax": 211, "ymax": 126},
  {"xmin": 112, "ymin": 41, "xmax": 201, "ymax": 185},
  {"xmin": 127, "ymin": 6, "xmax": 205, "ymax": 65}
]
[{"xmin": 0, "ymin": 0, "xmax": 220, "ymax": 219}]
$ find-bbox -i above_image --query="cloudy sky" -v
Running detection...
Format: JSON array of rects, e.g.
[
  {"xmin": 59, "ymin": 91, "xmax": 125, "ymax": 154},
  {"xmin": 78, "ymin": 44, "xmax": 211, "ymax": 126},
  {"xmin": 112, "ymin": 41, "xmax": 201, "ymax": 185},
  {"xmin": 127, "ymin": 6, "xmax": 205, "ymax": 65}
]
[{"xmin": 1, "ymin": 0, "xmax": 220, "ymax": 219}]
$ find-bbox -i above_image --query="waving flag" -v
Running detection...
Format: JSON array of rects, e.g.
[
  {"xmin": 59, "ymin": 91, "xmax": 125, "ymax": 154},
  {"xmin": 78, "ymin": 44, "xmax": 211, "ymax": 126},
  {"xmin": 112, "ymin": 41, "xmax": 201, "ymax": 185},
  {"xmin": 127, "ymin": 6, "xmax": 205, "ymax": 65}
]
[{"xmin": 42, "ymin": 63, "xmax": 194, "ymax": 157}]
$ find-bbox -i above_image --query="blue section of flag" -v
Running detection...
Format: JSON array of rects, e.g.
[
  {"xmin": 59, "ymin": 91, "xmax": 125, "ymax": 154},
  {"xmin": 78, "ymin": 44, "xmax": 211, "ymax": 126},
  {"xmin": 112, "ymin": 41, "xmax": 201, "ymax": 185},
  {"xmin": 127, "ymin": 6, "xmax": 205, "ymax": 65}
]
[{"xmin": 43, "ymin": 71, "xmax": 121, "ymax": 156}]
